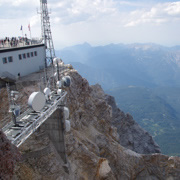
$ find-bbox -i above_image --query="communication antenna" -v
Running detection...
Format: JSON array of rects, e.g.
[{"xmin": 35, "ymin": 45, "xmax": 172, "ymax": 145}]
[
  {"xmin": 53, "ymin": 57, "xmax": 61, "ymax": 81},
  {"xmin": 44, "ymin": 87, "xmax": 51, "ymax": 100},
  {"xmin": 39, "ymin": 0, "xmax": 55, "ymax": 66},
  {"xmin": 6, "ymin": 83, "xmax": 20, "ymax": 126},
  {"xmin": 28, "ymin": 92, "xmax": 46, "ymax": 112}
]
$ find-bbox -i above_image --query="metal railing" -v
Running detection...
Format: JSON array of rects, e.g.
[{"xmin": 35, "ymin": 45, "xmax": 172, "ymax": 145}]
[{"xmin": 0, "ymin": 38, "xmax": 43, "ymax": 49}]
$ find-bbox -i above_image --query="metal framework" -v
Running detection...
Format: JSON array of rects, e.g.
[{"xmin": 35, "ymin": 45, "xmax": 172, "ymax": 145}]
[
  {"xmin": 3, "ymin": 91, "xmax": 67, "ymax": 147},
  {"xmin": 2, "ymin": 65, "xmax": 70, "ymax": 148},
  {"xmin": 40, "ymin": 0, "xmax": 55, "ymax": 66},
  {"xmin": 6, "ymin": 83, "xmax": 18, "ymax": 126}
]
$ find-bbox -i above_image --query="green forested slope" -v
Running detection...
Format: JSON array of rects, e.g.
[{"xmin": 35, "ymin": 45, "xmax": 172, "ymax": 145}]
[{"xmin": 107, "ymin": 86, "xmax": 180, "ymax": 156}]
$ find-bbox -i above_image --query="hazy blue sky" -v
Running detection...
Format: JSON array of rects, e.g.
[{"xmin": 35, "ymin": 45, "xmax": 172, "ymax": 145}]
[{"xmin": 0, "ymin": 0, "xmax": 180, "ymax": 49}]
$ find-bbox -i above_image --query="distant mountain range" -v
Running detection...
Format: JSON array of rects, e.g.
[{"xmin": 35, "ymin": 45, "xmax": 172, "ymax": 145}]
[
  {"xmin": 56, "ymin": 42, "xmax": 180, "ymax": 89},
  {"xmin": 56, "ymin": 42, "xmax": 180, "ymax": 156}
]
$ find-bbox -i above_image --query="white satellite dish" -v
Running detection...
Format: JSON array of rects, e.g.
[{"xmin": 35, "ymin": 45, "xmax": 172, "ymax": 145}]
[
  {"xmin": 65, "ymin": 120, "xmax": 71, "ymax": 132},
  {"xmin": 53, "ymin": 58, "xmax": 58, "ymax": 66},
  {"xmin": 44, "ymin": 87, "xmax": 51, "ymax": 100},
  {"xmin": 64, "ymin": 107, "xmax": 69, "ymax": 120},
  {"xmin": 44, "ymin": 87, "xmax": 51, "ymax": 96},
  {"xmin": 28, "ymin": 92, "xmax": 46, "ymax": 112},
  {"xmin": 53, "ymin": 57, "xmax": 62, "ymax": 65}
]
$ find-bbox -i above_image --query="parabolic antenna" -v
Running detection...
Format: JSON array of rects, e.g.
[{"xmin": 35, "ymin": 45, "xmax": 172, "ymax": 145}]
[
  {"xmin": 61, "ymin": 76, "xmax": 71, "ymax": 88},
  {"xmin": 53, "ymin": 57, "xmax": 61, "ymax": 65},
  {"xmin": 28, "ymin": 92, "xmax": 46, "ymax": 112},
  {"xmin": 64, "ymin": 107, "xmax": 69, "ymax": 120},
  {"xmin": 44, "ymin": 87, "xmax": 51, "ymax": 96},
  {"xmin": 65, "ymin": 120, "xmax": 71, "ymax": 132}
]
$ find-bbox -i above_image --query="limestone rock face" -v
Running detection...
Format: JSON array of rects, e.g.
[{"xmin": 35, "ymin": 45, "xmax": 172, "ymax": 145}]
[
  {"xmin": 0, "ymin": 130, "xmax": 20, "ymax": 180},
  {"xmin": 0, "ymin": 69, "xmax": 180, "ymax": 179},
  {"xmin": 105, "ymin": 94, "xmax": 161, "ymax": 154},
  {"xmin": 96, "ymin": 158, "xmax": 113, "ymax": 179}
]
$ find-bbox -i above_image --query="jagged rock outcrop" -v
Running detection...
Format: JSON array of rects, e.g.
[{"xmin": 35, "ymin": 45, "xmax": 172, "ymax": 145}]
[
  {"xmin": 0, "ymin": 68, "xmax": 180, "ymax": 179},
  {"xmin": 66, "ymin": 72, "xmax": 161, "ymax": 154},
  {"xmin": 105, "ymin": 92, "xmax": 161, "ymax": 154}
]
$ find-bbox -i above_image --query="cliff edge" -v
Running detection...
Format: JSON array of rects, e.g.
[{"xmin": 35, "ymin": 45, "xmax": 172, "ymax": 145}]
[{"xmin": 0, "ymin": 68, "xmax": 180, "ymax": 179}]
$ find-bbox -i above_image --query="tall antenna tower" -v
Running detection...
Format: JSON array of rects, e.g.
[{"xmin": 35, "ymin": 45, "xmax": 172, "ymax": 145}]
[{"xmin": 40, "ymin": 0, "xmax": 55, "ymax": 66}]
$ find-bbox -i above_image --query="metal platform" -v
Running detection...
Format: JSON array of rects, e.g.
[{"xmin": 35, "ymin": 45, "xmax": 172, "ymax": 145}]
[{"xmin": 2, "ymin": 91, "xmax": 67, "ymax": 147}]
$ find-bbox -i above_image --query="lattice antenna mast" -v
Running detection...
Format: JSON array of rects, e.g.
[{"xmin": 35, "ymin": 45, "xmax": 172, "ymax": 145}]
[{"xmin": 40, "ymin": 0, "xmax": 55, "ymax": 66}]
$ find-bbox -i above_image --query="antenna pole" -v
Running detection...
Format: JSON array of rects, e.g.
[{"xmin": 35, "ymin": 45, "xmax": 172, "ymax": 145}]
[
  {"xmin": 39, "ymin": 0, "xmax": 56, "ymax": 65},
  {"xmin": 6, "ymin": 83, "xmax": 18, "ymax": 126},
  {"xmin": 39, "ymin": 0, "xmax": 56, "ymax": 90}
]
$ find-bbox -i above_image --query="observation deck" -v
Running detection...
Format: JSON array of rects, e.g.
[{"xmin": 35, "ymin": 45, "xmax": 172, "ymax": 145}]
[{"xmin": 0, "ymin": 37, "xmax": 42, "ymax": 50}]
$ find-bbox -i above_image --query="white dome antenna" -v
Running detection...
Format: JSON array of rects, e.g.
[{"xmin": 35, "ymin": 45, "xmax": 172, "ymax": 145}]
[
  {"xmin": 44, "ymin": 87, "xmax": 51, "ymax": 100},
  {"xmin": 64, "ymin": 107, "xmax": 70, "ymax": 120},
  {"xmin": 65, "ymin": 120, "xmax": 71, "ymax": 132},
  {"xmin": 61, "ymin": 76, "xmax": 71, "ymax": 88},
  {"xmin": 44, "ymin": 87, "xmax": 51, "ymax": 96},
  {"xmin": 53, "ymin": 57, "xmax": 62, "ymax": 66},
  {"xmin": 28, "ymin": 92, "xmax": 46, "ymax": 112}
]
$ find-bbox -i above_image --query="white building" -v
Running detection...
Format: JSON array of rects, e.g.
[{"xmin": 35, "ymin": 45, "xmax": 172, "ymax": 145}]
[{"xmin": 0, "ymin": 43, "xmax": 46, "ymax": 79}]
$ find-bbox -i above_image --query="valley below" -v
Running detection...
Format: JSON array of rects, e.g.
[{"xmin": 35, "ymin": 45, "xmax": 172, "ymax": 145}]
[
  {"xmin": 57, "ymin": 42, "xmax": 180, "ymax": 156},
  {"xmin": 107, "ymin": 86, "xmax": 180, "ymax": 156}
]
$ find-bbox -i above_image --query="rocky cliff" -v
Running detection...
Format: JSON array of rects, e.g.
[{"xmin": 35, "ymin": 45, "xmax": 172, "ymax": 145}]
[
  {"xmin": 0, "ymin": 130, "xmax": 20, "ymax": 179},
  {"xmin": 66, "ymin": 71, "xmax": 161, "ymax": 154},
  {"xmin": 0, "ymin": 68, "xmax": 180, "ymax": 179}
]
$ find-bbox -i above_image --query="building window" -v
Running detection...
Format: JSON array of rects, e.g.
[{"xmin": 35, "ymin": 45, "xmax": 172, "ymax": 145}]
[
  {"xmin": 19, "ymin": 54, "xmax": 22, "ymax": 60},
  {"xmin": 27, "ymin": 52, "xmax": 30, "ymax": 58},
  {"xmin": 2, "ymin": 57, "xmax": 7, "ymax": 64},
  {"xmin": 34, "ymin": 51, "xmax": 37, "ymax": 56},
  {"xmin": 23, "ymin": 53, "xmax": 26, "ymax": 59},
  {"xmin": 8, "ymin": 56, "xmax": 13, "ymax": 63},
  {"xmin": 31, "ymin": 52, "xmax": 34, "ymax": 57}
]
